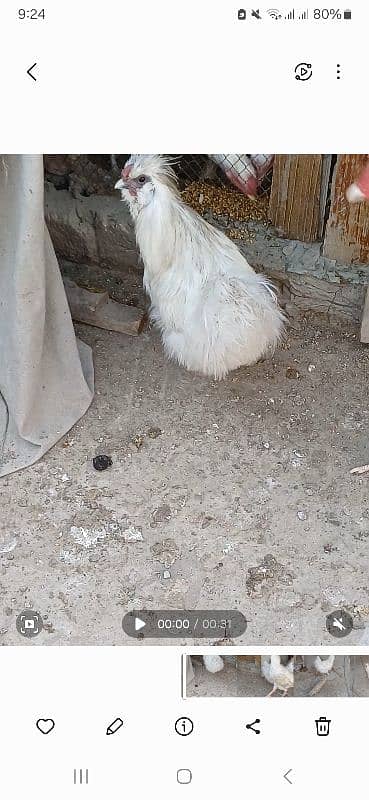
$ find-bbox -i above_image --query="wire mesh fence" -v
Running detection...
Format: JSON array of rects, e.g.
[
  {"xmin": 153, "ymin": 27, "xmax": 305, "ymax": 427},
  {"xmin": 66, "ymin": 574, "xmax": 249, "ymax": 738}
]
[{"xmin": 171, "ymin": 154, "xmax": 274, "ymax": 198}]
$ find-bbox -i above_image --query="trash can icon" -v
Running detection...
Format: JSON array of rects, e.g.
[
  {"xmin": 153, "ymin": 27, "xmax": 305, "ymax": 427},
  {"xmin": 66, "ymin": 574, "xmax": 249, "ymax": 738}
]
[{"xmin": 315, "ymin": 717, "xmax": 331, "ymax": 736}]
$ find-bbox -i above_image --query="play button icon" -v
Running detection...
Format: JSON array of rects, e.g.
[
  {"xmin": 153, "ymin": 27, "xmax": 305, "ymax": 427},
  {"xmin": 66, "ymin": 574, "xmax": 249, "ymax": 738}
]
[
  {"xmin": 134, "ymin": 617, "xmax": 146, "ymax": 632},
  {"xmin": 294, "ymin": 62, "xmax": 313, "ymax": 81}
]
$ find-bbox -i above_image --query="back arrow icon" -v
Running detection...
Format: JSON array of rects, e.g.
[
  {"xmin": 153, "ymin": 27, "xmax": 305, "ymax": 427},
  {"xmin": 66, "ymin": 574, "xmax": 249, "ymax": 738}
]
[
  {"xmin": 284, "ymin": 769, "xmax": 293, "ymax": 784},
  {"xmin": 27, "ymin": 63, "xmax": 37, "ymax": 81}
]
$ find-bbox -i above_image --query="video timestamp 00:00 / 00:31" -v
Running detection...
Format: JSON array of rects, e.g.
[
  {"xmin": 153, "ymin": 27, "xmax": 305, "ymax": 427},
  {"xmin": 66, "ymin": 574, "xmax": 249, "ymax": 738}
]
[{"xmin": 122, "ymin": 610, "xmax": 248, "ymax": 638}]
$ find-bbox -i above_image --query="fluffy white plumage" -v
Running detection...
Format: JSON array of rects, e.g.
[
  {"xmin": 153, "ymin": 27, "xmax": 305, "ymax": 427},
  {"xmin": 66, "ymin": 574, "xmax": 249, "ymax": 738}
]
[
  {"xmin": 261, "ymin": 655, "xmax": 294, "ymax": 696},
  {"xmin": 314, "ymin": 655, "xmax": 335, "ymax": 675},
  {"xmin": 115, "ymin": 155, "xmax": 285, "ymax": 380},
  {"xmin": 203, "ymin": 655, "xmax": 225, "ymax": 673}
]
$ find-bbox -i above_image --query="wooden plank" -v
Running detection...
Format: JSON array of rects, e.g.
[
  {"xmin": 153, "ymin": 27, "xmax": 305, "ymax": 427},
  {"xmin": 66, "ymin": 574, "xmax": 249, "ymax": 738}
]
[
  {"xmin": 269, "ymin": 155, "xmax": 324, "ymax": 242},
  {"xmin": 323, "ymin": 154, "xmax": 369, "ymax": 264},
  {"xmin": 318, "ymin": 155, "xmax": 333, "ymax": 239},
  {"xmin": 360, "ymin": 287, "xmax": 369, "ymax": 343},
  {"xmin": 64, "ymin": 279, "xmax": 146, "ymax": 336}
]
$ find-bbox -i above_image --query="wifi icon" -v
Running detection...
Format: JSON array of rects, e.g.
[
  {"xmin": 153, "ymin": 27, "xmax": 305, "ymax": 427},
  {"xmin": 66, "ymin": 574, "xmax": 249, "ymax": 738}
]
[{"xmin": 267, "ymin": 8, "xmax": 282, "ymax": 18}]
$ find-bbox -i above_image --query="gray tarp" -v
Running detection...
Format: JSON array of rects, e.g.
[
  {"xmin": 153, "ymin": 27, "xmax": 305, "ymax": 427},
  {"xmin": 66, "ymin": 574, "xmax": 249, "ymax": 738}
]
[{"xmin": 0, "ymin": 155, "xmax": 94, "ymax": 477}]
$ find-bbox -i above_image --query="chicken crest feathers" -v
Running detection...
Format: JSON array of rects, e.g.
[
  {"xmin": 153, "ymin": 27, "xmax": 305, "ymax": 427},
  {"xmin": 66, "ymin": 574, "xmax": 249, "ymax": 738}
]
[{"xmin": 125, "ymin": 154, "xmax": 179, "ymax": 193}]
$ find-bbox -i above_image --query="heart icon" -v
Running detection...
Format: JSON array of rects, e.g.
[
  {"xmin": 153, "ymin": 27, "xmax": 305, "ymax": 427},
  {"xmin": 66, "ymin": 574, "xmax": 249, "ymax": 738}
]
[{"xmin": 36, "ymin": 718, "xmax": 55, "ymax": 735}]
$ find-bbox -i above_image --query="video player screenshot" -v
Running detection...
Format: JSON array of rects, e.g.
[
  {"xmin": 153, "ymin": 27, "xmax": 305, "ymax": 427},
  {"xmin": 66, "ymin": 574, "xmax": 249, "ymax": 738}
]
[{"xmin": 0, "ymin": 1, "xmax": 368, "ymax": 795}]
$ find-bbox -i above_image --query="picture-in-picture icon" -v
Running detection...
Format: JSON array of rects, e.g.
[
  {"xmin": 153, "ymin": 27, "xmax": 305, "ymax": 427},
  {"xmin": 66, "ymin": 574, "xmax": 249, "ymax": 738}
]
[{"xmin": 16, "ymin": 610, "xmax": 43, "ymax": 638}]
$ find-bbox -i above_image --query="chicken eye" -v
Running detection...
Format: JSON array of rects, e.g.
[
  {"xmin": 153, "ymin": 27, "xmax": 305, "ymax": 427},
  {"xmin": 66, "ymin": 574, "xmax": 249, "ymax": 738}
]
[{"xmin": 138, "ymin": 175, "xmax": 147, "ymax": 184}]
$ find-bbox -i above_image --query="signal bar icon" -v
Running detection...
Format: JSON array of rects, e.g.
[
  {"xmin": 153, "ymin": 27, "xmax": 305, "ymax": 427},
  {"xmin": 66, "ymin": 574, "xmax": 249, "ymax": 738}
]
[{"xmin": 285, "ymin": 8, "xmax": 309, "ymax": 19}]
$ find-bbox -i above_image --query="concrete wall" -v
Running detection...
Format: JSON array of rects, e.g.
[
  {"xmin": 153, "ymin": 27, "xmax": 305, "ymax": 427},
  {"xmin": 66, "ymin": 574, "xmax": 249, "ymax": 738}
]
[
  {"xmin": 45, "ymin": 182, "xmax": 140, "ymax": 271},
  {"xmin": 45, "ymin": 182, "xmax": 369, "ymax": 323}
]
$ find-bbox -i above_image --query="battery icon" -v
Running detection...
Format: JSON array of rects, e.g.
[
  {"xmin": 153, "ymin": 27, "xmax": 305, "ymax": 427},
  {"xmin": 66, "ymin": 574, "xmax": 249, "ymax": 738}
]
[{"xmin": 343, "ymin": 9, "xmax": 352, "ymax": 19}]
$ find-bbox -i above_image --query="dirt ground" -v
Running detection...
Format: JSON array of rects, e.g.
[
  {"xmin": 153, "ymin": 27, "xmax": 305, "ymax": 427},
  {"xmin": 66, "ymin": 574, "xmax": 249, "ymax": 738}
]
[
  {"xmin": 188, "ymin": 656, "xmax": 369, "ymax": 697},
  {"xmin": 0, "ymin": 309, "xmax": 368, "ymax": 646}
]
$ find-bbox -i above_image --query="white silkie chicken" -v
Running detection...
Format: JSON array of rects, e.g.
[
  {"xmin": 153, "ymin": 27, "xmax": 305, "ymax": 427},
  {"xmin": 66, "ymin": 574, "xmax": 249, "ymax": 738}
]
[
  {"xmin": 261, "ymin": 655, "xmax": 294, "ymax": 697},
  {"xmin": 203, "ymin": 655, "xmax": 225, "ymax": 673},
  {"xmin": 115, "ymin": 155, "xmax": 284, "ymax": 380},
  {"xmin": 313, "ymin": 655, "xmax": 335, "ymax": 675}
]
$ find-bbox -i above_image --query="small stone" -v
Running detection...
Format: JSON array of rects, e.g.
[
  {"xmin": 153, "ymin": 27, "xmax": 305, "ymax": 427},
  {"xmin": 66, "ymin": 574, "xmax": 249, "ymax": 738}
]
[
  {"xmin": 0, "ymin": 534, "xmax": 17, "ymax": 554},
  {"xmin": 352, "ymin": 614, "xmax": 365, "ymax": 630},
  {"xmin": 43, "ymin": 621, "xmax": 55, "ymax": 633},
  {"xmin": 147, "ymin": 427, "xmax": 163, "ymax": 439},
  {"xmin": 286, "ymin": 366, "xmax": 300, "ymax": 379},
  {"xmin": 297, "ymin": 510, "xmax": 307, "ymax": 521},
  {"xmin": 151, "ymin": 538, "xmax": 180, "ymax": 565},
  {"xmin": 263, "ymin": 442, "xmax": 270, "ymax": 450},
  {"xmin": 162, "ymin": 569, "xmax": 171, "ymax": 579},
  {"xmin": 308, "ymin": 363, "xmax": 316, "ymax": 373},
  {"xmin": 93, "ymin": 454, "xmax": 113, "ymax": 471},
  {"xmin": 123, "ymin": 526, "xmax": 144, "ymax": 542},
  {"xmin": 323, "ymin": 543, "xmax": 338, "ymax": 553},
  {"xmin": 325, "ymin": 512, "xmax": 341, "ymax": 527},
  {"xmin": 151, "ymin": 505, "xmax": 172, "ymax": 525}
]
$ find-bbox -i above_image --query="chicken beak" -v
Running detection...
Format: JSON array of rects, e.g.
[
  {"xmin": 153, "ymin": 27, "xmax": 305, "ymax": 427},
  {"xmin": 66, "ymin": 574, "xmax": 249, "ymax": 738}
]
[{"xmin": 114, "ymin": 178, "xmax": 125, "ymax": 190}]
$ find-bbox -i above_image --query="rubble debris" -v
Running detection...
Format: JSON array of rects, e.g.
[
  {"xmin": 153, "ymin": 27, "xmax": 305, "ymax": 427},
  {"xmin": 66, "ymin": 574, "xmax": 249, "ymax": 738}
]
[
  {"xmin": 151, "ymin": 538, "xmax": 180, "ymax": 565},
  {"xmin": 122, "ymin": 526, "xmax": 144, "ymax": 543},
  {"xmin": 246, "ymin": 554, "xmax": 295, "ymax": 596}
]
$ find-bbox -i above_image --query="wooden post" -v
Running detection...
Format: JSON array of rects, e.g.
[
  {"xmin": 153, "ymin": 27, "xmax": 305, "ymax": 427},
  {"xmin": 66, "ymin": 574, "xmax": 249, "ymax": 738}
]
[
  {"xmin": 360, "ymin": 288, "xmax": 369, "ymax": 343},
  {"xmin": 269, "ymin": 155, "xmax": 328, "ymax": 242},
  {"xmin": 323, "ymin": 154, "xmax": 369, "ymax": 264}
]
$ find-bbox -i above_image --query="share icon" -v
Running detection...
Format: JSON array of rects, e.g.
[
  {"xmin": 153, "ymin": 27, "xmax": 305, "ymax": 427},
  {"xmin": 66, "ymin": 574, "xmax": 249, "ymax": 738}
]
[{"xmin": 245, "ymin": 718, "xmax": 261, "ymax": 734}]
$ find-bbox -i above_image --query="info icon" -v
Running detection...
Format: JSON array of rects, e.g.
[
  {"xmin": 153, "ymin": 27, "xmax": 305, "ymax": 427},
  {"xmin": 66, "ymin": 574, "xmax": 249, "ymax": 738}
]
[
  {"xmin": 326, "ymin": 609, "xmax": 353, "ymax": 639},
  {"xmin": 16, "ymin": 610, "xmax": 43, "ymax": 638},
  {"xmin": 175, "ymin": 717, "xmax": 194, "ymax": 736}
]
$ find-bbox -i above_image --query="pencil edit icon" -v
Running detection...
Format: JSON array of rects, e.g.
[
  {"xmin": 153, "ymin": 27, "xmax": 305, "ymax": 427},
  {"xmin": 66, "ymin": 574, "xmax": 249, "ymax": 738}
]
[{"xmin": 106, "ymin": 717, "xmax": 124, "ymax": 736}]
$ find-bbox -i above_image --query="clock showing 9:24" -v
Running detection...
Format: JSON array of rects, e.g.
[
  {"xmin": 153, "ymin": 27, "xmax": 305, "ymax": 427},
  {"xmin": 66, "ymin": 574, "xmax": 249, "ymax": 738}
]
[{"xmin": 18, "ymin": 9, "xmax": 45, "ymax": 19}]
